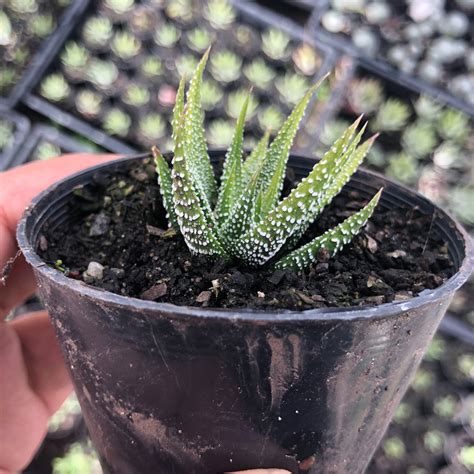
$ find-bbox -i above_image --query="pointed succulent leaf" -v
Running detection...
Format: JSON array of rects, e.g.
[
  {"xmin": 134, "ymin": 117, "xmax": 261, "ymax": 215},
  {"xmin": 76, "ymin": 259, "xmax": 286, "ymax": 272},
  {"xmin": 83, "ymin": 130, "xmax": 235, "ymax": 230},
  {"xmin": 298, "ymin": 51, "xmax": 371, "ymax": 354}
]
[
  {"xmin": 242, "ymin": 131, "xmax": 269, "ymax": 185},
  {"xmin": 171, "ymin": 110, "xmax": 227, "ymax": 258},
  {"xmin": 183, "ymin": 48, "xmax": 218, "ymax": 205},
  {"xmin": 274, "ymin": 189, "xmax": 383, "ymax": 271},
  {"xmin": 172, "ymin": 76, "xmax": 186, "ymax": 143},
  {"xmin": 152, "ymin": 146, "xmax": 178, "ymax": 230},
  {"xmin": 258, "ymin": 75, "xmax": 328, "ymax": 216},
  {"xmin": 215, "ymin": 91, "xmax": 250, "ymax": 227}
]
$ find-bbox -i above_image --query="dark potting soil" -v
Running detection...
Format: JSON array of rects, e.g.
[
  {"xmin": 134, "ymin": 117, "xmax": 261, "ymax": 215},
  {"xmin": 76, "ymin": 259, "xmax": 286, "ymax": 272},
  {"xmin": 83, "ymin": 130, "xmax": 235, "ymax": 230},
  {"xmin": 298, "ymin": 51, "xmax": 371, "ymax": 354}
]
[{"xmin": 39, "ymin": 158, "xmax": 455, "ymax": 311}]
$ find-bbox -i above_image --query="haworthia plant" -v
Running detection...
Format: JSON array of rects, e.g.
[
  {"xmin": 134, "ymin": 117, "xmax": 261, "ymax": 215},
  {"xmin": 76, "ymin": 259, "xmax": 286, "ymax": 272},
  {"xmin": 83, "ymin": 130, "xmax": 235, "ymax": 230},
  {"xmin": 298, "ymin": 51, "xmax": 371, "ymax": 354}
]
[{"xmin": 154, "ymin": 50, "xmax": 382, "ymax": 272}]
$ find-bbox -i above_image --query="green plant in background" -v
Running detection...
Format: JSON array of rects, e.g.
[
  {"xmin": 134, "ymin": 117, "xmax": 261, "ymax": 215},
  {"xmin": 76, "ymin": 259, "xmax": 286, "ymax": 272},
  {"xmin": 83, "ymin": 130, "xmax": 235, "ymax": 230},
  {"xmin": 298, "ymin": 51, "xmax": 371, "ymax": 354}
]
[
  {"xmin": 61, "ymin": 41, "xmax": 90, "ymax": 77},
  {"xmin": 153, "ymin": 52, "xmax": 381, "ymax": 272},
  {"xmin": 103, "ymin": 108, "xmax": 131, "ymax": 137},
  {"xmin": 81, "ymin": 15, "xmax": 113, "ymax": 49},
  {"xmin": 449, "ymin": 187, "xmax": 474, "ymax": 225},
  {"xmin": 347, "ymin": 78, "xmax": 383, "ymax": 115},
  {"xmin": 383, "ymin": 437, "xmax": 406, "ymax": 461},
  {"xmin": 40, "ymin": 73, "xmax": 70, "ymax": 102},
  {"xmin": 33, "ymin": 140, "xmax": 62, "ymax": 161},
  {"xmin": 75, "ymin": 89, "xmax": 103, "ymax": 118},
  {"xmin": 0, "ymin": 69, "xmax": 17, "ymax": 94},
  {"xmin": 165, "ymin": 0, "xmax": 193, "ymax": 23},
  {"xmin": 243, "ymin": 58, "xmax": 276, "ymax": 90},
  {"xmin": 0, "ymin": 11, "xmax": 13, "ymax": 46},
  {"xmin": 292, "ymin": 43, "xmax": 322, "ymax": 76},
  {"xmin": 423, "ymin": 430, "xmax": 445, "ymax": 454},
  {"xmin": 48, "ymin": 393, "xmax": 81, "ymax": 434},
  {"xmin": 87, "ymin": 59, "xmax": 119, "ymax": 91},
  {"xmin": 154, "ymin": 22, "xmax": 181, "ymax": 48},
  {"xmin": 123, "ymin": 83, "xmax": 150, "ymax": 108},
  {"xmin": 176, "ymin": 54, "xmax": 199, "ymax": 78},
  {"xmin": 185, "ymin": 27, "xmax": 214, "ymax": 53},
  {"xmin": 459, "ymin": 446, "xmax": 474, "ymax": 471},
  {"xmin": 140, "ymin": 57, "xmax": 163, "ymax": 79},
  {"xmin": 320, "ymin": 119, "xmax": 351, "ymax": 147},
  {"xmin": 226, "ymin": 89, "xmax": 259, "ymax": 120},
  {"xmin": 433, "ymin": 394, "xmax": 458, "ymax": 419},
  {"xmin": 0, "ymin": 119, "xmax": 14, "ymax": 151},
  {"xmin": 138, "ymin": 113, "xmax": 166, "ymax": 142},
  {"xmin": 437, "ymin": 109, "xmax": 469, "ymax": 143},
  {"xmin": 372, "ymin": 98, "xmax": 411, "ymax": 132},
  {"xmin": 402, "ymin": 122, "xmax": 437, "ymax": 158},
  {"xmin": 201, "ymin": 79, "xmax": 223, "ymax": 111},
  {"xmin": 8, "ymin": 0, "xmax": 38, "ymax": 14},
  {"xmin": 257, "ymin": 105, "xmax": 284, "ymax": 133},
  {"xmin": 275, "ymin": 72, "xmax": 310, "ymax": 106},
  {"xmin": 207, "ymin": 119, "xmax": 235, "ymax": 148},
  {"xmin": 203, "ymin": 0, "xmax": 236, "ymax": 30},
  {"xmin": 29, "ymin": 13, "xmax": 55, "ymax": 37},
  {"xmin": 52, "ymin": 442, "xmax": 101, "ymax": 474},
  {"xmin": 111, "ymin": 30, "xmax": 142, "ymax": 60},
  {"xmin": 261, "ymin": 28, "xmax": 291, "ymax": 61},
  {"xmin": 387, "ymin": 152, "xmax": 419, "ymax": 185},
  {"xmin": 209, "ymin": 50, "xmax": 242, "ymax": 83},
  {"xmin": 104, "ymin": 0, "xmax": 135, "ymax": 16},
  {"xmin": 414, "ymin": 96, "xmax": 443, "ymax": 121}
]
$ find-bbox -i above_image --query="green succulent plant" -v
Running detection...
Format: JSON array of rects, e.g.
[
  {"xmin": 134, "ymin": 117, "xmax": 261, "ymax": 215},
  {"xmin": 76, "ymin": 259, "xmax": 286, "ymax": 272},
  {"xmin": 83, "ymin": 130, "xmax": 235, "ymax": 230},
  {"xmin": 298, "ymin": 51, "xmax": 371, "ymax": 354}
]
[
  {"xmin": 29, "ymin": 13, "xmax": 55, "ymax": 37},
  {"xmin": 87, "ymin": 59, "xmax": 119, "ymax": 90},
  {"xmin": 75, "ymin": 89, "xmax": 103, "ymax": 118},
  {"xmin": 347, "ymin": 78, "xmax": 384, "ymax": 115},
  {"xmin": 123, "ymin": 83, "xmax": 150, "ymax": 107},
  {"xmin": 153, "ymin": 52, "xmax": 381, "ymax": 272},
  {"xmin": 383, "ymin": 437, "xmax": 406, "ymax": 460},
  {"xmin": 210, "ymin": 50, "xmax": 242, "ymax": 83},
  {"xmin": 243, "ymin": 58, "xmax": 276, "ymax": 90},
  {"xmin": 261, "ymin": 28, "xmax": 291, "ymax": 61},
  {"xmin": 402, "ymin": 122, "xmax": 437, "ymax": 158},
  {"xmin": 140, "ymin": 57, "xmax": 163, "ymax": 78},
  {"xmin": 206, "ymin": 119, "xmax": 235, "ymax": 148},
  {"xmin": 257, "ymin": 105, "xmax": 284, "ymax": 133},
  {"xmin": 165, "ymin": 0, "xmax": 193, "ymax": 23},
  {"xmin": 414, "ymin": 96, "xmax": 443, "ymax": 121},
  {"xmin": 292, "ymin": 43, "xmax": 321, "ymax": 76},
  {"xmin": 111, "ymin": 31, "xmax": 141, "ymax": 60},
  {"xmin": 226, "ymin": 89, "xmax": 259, "ymax": 120},
  {"xmin": 372, "ymin": 98, "xmax": 411, "ymax": 132},
  {"xmin": 154, "ymin": 22, "xmax": 181, "ymax": 48},
  {"xmin": 48, "ymin": 394, "xmax": 81, "ymax": 434},
  {"xmin": 201, "ymin": 79, "xmax": 223, "ymax": 111},
  {"xmin": 185, "ymin": 27, "xmax": 214, "ymax": 53},
  {"xmin": 0, "ymin": 11, "xmax": 13, "ymax": 46},
  {"xmin": 33, "ymin": 140, "xmax": 62, "ymax": 161},
  {"xmin": 104, "ymin": 0, "xmax": 134, "ymax": 15},
  {"xmin": 0, "ymin": 120, "xmax": 14, "ymax": 151},
  {"xmin": 138, "ymin": 113, "xmax": 166, "ymax": 142},
  {"xmin": 387, "ymin": 152, "xmax": 418, "ymax": 185},
  {"xmin": 203, "ymin": 0, "xmax": 236, "ymax": 29},
  {"xmin": 52, "ymin": 443, "xmax": 100, "ymax": 474},
  {"xmin": 60, "ymin": 41, "xmax": 90, "ymax": 74},
  {"xmin": 81, "ymin": 15, "xmax": 113, "ymax": 49},
  {"xmin": 8, "ymin": 0, "xmax": 37, "ymax": 14},
  {"xmin": 450, "ymin": 187, "xmax": 474, "ymax": 225},
  {"xmin": 437, "ymin": 109, "xmax": 469, "ymax": 143},
  {"xmin": 423, "ymin": 430, "xmax": 445, "ymax": 454},
  {"xmin": 320, "ymin": 119, "xmax": 351, "ymax": 147},
  {"xmin": 0, "ymin": 69, "xmax": 17, "ymax": 93},
  {"xmin": 275, "ymin": 72, "xmax": 310, "ymax": 106},
  {"xmin": 459, "ymin": 446, "xmax": 474, "ymax": 471},
  {"xmin": 40, "ymin": 73, "xmax": 70, "ymax": 102},
  {"xmin": 103, "ymin": 108, "xmax": 131, "ymax": 137},
  {"xmin": 176, "ymin": 54, "xmax": 199, "ymax": 79}
]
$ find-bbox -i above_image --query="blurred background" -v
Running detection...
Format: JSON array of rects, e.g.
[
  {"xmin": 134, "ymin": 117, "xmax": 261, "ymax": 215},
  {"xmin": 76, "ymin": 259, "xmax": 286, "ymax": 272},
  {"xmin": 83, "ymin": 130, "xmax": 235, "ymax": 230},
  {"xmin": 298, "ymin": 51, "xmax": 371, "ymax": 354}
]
[{"xmin": 1, "ymin": 0, "xmax": 472, "ymax": 472}]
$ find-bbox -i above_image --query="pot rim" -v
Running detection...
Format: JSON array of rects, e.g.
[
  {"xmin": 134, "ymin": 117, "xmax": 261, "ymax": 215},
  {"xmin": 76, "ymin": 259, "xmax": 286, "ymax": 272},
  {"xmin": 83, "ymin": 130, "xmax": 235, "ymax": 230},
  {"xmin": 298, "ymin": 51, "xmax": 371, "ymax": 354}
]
[{"xmin": 17, "ymin": 153, "xmax": 473, "ymax": 323}]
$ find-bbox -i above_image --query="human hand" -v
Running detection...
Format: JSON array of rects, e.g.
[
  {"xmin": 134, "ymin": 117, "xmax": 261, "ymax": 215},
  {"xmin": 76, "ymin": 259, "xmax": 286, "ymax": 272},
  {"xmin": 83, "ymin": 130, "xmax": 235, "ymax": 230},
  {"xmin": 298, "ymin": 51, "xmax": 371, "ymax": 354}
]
[{"xmin": 0, "ymin": 154, "xmax": 118, "ymax": 473}]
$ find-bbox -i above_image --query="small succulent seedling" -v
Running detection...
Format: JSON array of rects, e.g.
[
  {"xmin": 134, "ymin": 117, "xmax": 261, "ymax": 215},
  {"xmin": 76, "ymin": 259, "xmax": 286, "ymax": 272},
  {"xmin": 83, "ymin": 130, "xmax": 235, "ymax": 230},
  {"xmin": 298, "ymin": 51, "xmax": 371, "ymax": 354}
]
[
  {"xmin": 383, "ymin": 437, "xmax": 406, "ymax": 461},
  {"xmin": 82, "ymin": 16, "xmax": 113, "ymax": 49},
  {"xmin": 8, "ymin": 0, "xmax": 37, "ymax": 14},
  {"xmin": 243, "ymin": 58, "xmax": 276, "ymax": 90},
  {"xmin": 201, "ymin": 79, "xmax": 223, "ymax": 111},
  {"xmin": 348, "ymin": 78, "xmax": 383, "ymax": 115},
  {"xmin": 87, "ymin": 59, "xmax": 119, "ymax": 91},
  {"xmin": 29, "ymin": 13, "xmax": 55, "ymax": 37},
  {"xmin": 60, "ymin": 41, "xmax": 90, "ymax": 76},
  {"xmin": 226, "ymin": 89, "xmax": 259, "ymax": 120},
  {"xmin": 210, "ymin": 50, "xmax": 242, "ymax": 83},
  {"xmin": 414, "ymin": 96, "xmax": 443, "ymax": 121},
  {"xmin": 185, "ymin": 27, "xmax": 214, "ymax": 53},
  {"xmin": 33, "ymin": 140, "xmax": 62, "ymax": 161},
  {"xmin": 165, "ymin": 0, "xmax": 193, "ymax": 23},
  {"xmin": 104, "ymin": 0, "xmax": 135, "ymax": 16},
  {"xmin": 372, "ymin": 98, "xmax": 411, "ymax": 132},
  {"xmin": 257, "ymin": 105, "xmax": 284, "ymax": 133},
  {"xmin": 0, "ymin": 11, "xmax": 13, "ymax": 47},
  {"xmin": 0, "ymin": 69, "xmax": 17, "ymax": 93},
  {"xmin": 292, "ymin": 43, "xmax": 321, "ymax": 76},
  {"xmin": 261, "ymin": 28, "xmax": 291, "ymax": 61},
  {"xmin": 176, "ymin": 54, "xmax": 199, "ymax": 79},
  {"xmin": 203, "ymin": 0, "xmax": 236, "ymax": 29},
  {"xmin": 402, "ymin": 122, "xmax": 437, "ymax": 158},
  {"xmin": 276, "ymin": 72, "xmax": 310, "ymax": 106},
  {"xmin": 138, "ymin": 113, "xmax": 166, "ymax": 143},
  {"xmin": 206, "ymin": 119, "xmax": 235, "ymax": 148},
  {"xmin": 40, "ymin": 73, "xmax": 70, "ymax": 102},
  {"xmin": 0, "ymin": 119, "xmax": 14, "ymax": 151},
  {"xmin": 387, "ymin": 152, "xmax": 418, "ymax": 184},
  {"xmin": 154, "ymin": 22, "xmax": 181, "ymax": 48},
  {"xmin": 437, "ymin": 109, "xmax": 469, "ymax": 143},
  {"xmin": 140, "ymin": 57, "xmax": 163, "ymax": 78},
  {"xmin": 103, "ymin": 108, "xmax": 131, "ymax": 137},
  {"xmin": 153, "ymin": 51, "xmax": 382, "ymax": 272},
  {"xmin": 75, "ymin": 89, "xmax": 103, "ymax": 118},
  {"xmin": 111, "ymin": 31, "xmax": 142, "ymax": 60},
  {"xmin": 123, "ymin": 83, "xmax": 150, "ymax": 108}
]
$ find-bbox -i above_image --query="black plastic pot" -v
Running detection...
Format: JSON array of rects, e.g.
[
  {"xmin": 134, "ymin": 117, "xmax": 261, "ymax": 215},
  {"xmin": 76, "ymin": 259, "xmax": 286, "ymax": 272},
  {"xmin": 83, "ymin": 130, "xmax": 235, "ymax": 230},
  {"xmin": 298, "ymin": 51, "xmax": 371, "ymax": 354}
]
[{"xmin": 17, "ymin": 154, "xmax": 472, "ymax": 474}]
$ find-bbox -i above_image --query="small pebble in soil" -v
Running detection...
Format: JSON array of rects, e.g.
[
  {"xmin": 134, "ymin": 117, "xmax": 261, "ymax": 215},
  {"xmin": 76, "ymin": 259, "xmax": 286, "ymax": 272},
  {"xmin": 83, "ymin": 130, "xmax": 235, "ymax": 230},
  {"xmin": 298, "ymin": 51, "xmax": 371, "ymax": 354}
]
[{"xmin": 83, "ymin": 261, "xmax": 104, "ymax": 283}]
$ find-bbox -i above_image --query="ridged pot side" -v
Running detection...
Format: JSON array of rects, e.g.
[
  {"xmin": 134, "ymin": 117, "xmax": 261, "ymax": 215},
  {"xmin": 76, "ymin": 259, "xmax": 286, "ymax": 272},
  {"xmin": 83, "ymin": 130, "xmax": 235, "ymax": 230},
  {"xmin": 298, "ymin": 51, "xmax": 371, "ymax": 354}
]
[{"xmin": 19, "ymin": 154, "xmax": 472, "ymax": 474}]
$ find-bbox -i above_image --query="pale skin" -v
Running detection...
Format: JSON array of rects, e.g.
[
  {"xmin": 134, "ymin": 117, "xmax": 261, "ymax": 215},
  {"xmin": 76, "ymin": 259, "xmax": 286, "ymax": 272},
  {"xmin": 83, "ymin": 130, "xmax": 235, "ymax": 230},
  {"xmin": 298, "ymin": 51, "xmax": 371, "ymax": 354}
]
[{"xmin": 0, "ymin": 154, "xmax": 290, "ymax": 474}]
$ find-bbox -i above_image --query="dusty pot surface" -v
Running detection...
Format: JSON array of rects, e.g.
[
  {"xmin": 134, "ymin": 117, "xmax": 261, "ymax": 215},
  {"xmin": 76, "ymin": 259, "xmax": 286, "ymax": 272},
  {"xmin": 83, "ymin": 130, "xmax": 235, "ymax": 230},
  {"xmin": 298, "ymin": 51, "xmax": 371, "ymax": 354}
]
[{"xmin": 18, "ymin": 154, "xmax": 472, "ymax": 474}]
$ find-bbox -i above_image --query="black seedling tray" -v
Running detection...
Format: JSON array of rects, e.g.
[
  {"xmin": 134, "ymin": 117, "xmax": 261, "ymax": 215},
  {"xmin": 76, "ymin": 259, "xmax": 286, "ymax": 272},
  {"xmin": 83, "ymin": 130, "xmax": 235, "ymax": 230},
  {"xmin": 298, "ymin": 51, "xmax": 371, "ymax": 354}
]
[
  {"xmin": 7, "ymin": 123, "xmax": 108, "ymax": 170},
  {"xmin": 0, "ymin": 0, "xmax": 90, "ymax": 111},
  {"xmin": 25, "ymin": 0, "xmax": 339, "ymax": 155},
  {"xmin": 0, "ymin": 109, "xmax": 31, "ymax": 171},
  {"xmin": 308, "ymin": 0, "xmax": 474, "ymax": 119}
]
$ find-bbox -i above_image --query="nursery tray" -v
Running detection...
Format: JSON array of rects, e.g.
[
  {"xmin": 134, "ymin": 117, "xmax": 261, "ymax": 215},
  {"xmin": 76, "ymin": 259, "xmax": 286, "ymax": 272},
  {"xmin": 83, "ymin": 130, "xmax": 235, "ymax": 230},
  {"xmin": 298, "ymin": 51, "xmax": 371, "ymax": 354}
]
[
  {"xmin": 25, "ymin": 0, "xmax": 339, "ymax": 155},
  {"xmin": 0, "ymin": 0, "xmax": 90, "ymax": 111},
  {"xmin": 308, "ymin": 1, "xmax": 474, "ymax": 119},
  {"xmin": 0, "ymin": 109, "xmax": 31, "ymax": 171},
  {"xmin": 6, "ymin": 123, "xmax": 107, "ymax": 170}
]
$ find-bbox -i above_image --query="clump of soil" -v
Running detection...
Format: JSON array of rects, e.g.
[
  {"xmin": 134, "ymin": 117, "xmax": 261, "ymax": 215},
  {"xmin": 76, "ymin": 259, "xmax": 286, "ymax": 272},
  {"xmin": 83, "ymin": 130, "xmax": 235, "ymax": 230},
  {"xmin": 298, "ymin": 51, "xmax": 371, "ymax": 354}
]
[{"xmin": 39, "ymin": 158, "xmax": 454, "ymax": 310}]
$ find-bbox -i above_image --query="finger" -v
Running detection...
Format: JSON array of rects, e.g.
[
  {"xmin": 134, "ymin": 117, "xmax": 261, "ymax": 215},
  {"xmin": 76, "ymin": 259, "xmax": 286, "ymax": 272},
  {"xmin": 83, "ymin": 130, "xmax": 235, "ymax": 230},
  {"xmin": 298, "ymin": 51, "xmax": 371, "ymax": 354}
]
[{"xmin": 0, "ymin": 153, "xmax": 119, "ymax": 318}]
